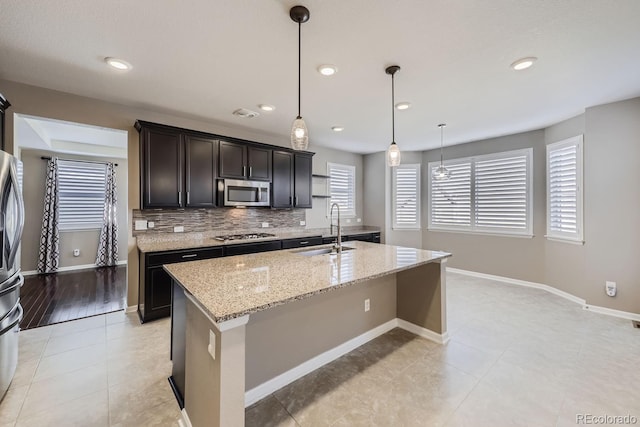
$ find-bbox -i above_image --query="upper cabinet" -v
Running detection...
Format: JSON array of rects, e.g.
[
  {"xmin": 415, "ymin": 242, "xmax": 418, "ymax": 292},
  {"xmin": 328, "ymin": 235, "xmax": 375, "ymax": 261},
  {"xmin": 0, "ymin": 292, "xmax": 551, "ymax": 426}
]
[
  {"xmin": 219, "ymin": 141, "xmax": 272, "ymax": 181},
  {"xmin": 0, "ymin": 93, "xmax": 10, "ymax": 152},
  {"xmin": 271, "ymin": 151, "xmax": 313, "ymax": 209},
  {"xmin": 137, "ymin": 121, "xmax": 217, "ymax": 209}
]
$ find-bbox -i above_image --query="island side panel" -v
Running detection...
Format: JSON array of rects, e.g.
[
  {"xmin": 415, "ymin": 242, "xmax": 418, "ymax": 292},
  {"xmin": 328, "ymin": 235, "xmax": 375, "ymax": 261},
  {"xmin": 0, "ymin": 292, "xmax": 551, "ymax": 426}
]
[
  {"xmin": 245, "ymin": 274, "xmax": 397, "ymax": 390},
  {"xmin": 396, "ymin": 261, "xmax": 447, "ymax": 336},
  {"xmin": 184, "ymin": 296, "xmax": 247, "ymax": 427}
]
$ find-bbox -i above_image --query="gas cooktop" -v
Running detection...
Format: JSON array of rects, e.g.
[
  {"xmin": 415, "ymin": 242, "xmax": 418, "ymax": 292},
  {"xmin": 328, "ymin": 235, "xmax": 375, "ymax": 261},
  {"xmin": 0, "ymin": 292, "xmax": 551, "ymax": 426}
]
[{"xmin": 213, "ymin": 233, "xmax": 276, "ymax": 242}]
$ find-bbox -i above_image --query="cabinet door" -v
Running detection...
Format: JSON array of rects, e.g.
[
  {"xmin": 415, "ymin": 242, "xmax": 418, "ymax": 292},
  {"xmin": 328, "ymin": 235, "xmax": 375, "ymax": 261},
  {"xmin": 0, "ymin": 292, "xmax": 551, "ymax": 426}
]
[
  {"xmin": 272, "ymin": 151, "xmax": 293, "ymax": 208},
  {"xmin": 294, "ymin": 153, "xmax": 313, "ymax": 208},
  {"xmin": 145, "ymin": 266, "xmax": 173, "ymax": 321},
  {"xmin": 219, "ymin": 141, "xmax": 247, "ymax": 179},
  {"xmin": 185, "ymin": 135, "xmax": 217, "ymax": 207},
  {"xmin": 247, "ymin": 146, "xmax": 272, "ymax": 181},
  {"xmin": 142, "ymin": 127, "xmax": 183, "ymax": 208}
]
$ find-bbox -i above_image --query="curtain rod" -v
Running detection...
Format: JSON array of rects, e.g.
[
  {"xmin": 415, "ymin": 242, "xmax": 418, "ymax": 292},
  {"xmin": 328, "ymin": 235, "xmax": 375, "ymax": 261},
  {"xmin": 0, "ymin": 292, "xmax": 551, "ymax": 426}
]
[{"xmin": 40, "ymin": 156, "xmax": 118, "ymax": 167}]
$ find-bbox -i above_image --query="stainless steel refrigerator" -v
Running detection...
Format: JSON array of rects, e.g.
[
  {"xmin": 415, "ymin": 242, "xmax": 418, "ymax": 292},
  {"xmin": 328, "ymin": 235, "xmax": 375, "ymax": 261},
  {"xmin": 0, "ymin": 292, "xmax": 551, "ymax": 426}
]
[{"xmin": 0, "ymin": 149, "xmax": 25, "ymax": 401}]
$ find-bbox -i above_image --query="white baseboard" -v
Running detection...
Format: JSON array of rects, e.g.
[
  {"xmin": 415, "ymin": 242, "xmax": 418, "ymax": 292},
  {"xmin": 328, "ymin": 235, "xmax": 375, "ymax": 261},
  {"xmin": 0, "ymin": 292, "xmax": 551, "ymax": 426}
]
[
  {"xmin": 584, "ymin": 304, "xmax": 640, "ymax": 322},
  {"xmin": 178, "ymin": 409, "xmax": 192, "ymax": 427},
  {"xmin": 396, "ymin": 319, "xmax": 450, "ymax": 344},
  {"xmin": 22, "ymin": 260, "xmax": 127, "ymax": 276},
  {"xmin": 244, "ymin": 317, "xmax": 446, "ymax": 407},
  {"xmin": 447, "ymin": 267, "xmax": 640, "ymax": 322},
  {"xmin": 125, "ymin": 305, "xmax": 137, "ymax": 314}
]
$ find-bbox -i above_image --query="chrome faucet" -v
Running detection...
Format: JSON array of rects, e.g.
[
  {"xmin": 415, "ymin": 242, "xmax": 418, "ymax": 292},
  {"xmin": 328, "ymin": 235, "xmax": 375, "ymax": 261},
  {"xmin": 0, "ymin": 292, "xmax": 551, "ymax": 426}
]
[{"xmin": 330, "ymin": 203, "xmax": 342, "ymax": 253}]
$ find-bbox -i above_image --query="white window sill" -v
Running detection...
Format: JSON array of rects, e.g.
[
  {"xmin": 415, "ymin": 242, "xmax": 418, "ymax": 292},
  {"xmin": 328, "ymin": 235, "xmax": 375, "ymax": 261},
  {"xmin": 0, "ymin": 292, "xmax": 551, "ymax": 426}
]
[
  {"xmin": 545, "ymin": 235, "xmax": 585, "ymax": 245},
  {"xmin": 427, "ymin": 227, "xmax": 534, "ymax": 239},
  {"xmin": 392, "ymin": 227, "xmax": 422, "ymax": 231}
]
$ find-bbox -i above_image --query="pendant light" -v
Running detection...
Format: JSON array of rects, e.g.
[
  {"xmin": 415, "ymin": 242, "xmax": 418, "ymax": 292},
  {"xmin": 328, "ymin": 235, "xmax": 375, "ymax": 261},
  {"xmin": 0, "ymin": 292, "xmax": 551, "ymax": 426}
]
[
  {"xmin": 290, "ymin": 5, "xmax": 310, "ymax": 150},
  {"xmin": 433, "ymin": 123, "xmax": 451, "ymax": 181},
  {"xmin": 386, "ymin": 65, "xmax": 401, "ymax": 167}
]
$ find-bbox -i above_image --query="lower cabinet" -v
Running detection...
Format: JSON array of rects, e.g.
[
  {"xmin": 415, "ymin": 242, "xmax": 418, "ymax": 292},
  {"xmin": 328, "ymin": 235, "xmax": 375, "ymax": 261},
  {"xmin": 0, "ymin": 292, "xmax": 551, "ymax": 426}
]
[
  {"xmin": 138, "ymin": 247, "xmax": 224, "ymax": 323},
  {"xmin": 281, "ymin": 236, "xmax": 322, "ymax": 249}
]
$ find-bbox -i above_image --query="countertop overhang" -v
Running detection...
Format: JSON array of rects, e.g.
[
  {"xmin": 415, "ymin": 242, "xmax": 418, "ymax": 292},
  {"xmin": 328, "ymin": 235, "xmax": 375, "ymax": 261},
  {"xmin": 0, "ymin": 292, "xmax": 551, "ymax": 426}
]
[{"xmin": 164, "ymin": 241, "xmax": 451, "ymax": 324}]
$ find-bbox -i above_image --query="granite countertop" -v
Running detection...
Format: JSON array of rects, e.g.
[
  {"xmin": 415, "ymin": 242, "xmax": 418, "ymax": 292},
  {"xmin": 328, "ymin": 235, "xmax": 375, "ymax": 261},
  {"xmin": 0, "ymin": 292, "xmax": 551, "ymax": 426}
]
[
  {"xmin": 163, "ymin": 241, "xmax": 451, "ymax": 324},
  {"xmin": 136, "ymin": 226, "xmax": 380, "ymax": 253}
]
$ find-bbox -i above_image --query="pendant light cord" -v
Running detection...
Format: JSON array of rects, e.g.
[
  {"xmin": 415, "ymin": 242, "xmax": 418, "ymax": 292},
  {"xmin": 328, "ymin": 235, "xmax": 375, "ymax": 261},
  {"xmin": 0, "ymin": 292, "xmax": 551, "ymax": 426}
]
[
  {"xmin": 297, "ymin": 21, "xmax": 301, "ymax": 118},
  {"xmin": 440, "ymin": 126, "xmax": 444, "ymax": 164},
  {"xmin": 391, "ymin": 73, "xmax": 395, "ymax": 143}
]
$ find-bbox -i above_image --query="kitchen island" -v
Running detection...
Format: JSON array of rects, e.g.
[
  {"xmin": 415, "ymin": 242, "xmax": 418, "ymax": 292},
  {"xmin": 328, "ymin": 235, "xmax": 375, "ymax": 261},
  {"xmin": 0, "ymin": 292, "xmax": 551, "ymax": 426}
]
[{"xmin": 165, "ymin": 241, "xmax": 451, "ymax": 427}]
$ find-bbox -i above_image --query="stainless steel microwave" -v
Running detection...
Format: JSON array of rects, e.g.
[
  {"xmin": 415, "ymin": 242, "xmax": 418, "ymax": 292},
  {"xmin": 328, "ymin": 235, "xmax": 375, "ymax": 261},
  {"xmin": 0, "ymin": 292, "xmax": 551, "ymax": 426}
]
[{"xmin": 221, "ymin": 179, "xmax": 270, "ymax": 207}]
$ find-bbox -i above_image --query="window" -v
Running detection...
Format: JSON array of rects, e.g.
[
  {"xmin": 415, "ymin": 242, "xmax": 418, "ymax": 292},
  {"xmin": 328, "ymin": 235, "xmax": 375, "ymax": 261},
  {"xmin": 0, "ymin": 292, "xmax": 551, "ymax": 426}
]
[
  {"xmin": 327, "ymin": 162, "xmax": 356, "ymax": 217},
  {"xmin": 546, "ymin": 135, "xmax": 583, "ymax": 243},
  {"xmin": 392, "ymin": 164, "xmax": 421, "ymax": 229},
  {"xmin": 58, "ymin": 160, "xmax": 107, "ymax": 230},
  {"xmin": 428, "ymin": 148, "xmax": 533, "ymax": 237}
]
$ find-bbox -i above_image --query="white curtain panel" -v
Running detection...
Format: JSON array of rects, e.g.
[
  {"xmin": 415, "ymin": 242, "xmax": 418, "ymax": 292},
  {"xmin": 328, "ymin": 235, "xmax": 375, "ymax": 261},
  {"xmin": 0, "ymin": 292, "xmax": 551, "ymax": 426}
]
[
  {"xmin": 96, "ymin": 162, "xmax": 118, "ymax": 267},
  {"xmin": 37, "ymin": 158, "xmax": 60, "ymax": 274}
]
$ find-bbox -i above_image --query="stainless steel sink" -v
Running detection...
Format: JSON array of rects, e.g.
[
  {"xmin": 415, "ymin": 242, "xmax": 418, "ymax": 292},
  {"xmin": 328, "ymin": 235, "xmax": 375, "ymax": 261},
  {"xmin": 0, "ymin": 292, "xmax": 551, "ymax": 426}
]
[{"xmin": 295, "ymin": 246, "xmax": 355, "ymax": 257}]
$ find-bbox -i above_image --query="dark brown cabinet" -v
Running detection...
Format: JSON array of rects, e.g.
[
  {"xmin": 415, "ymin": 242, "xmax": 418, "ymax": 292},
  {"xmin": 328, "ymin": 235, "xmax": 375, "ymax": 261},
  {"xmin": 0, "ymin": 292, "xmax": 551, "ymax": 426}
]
[
  {"xmin": 219, "ymin": 141, "xmax": 272, "ymax": 181},
  {"xmin": 139, "ymin": 247, "xmax": 224, "ymax": 323},
  {"xmin": 271, "ymin": 151, "xmax": 313, "ymax": 208},
  {"xmin": 0, "ymin": 93, "xmax": 10, "ymax": 152},
  {"xmin": 137, "ymin": 121, "xmax": 217, "ymax": 209},
  {"xmin": 281, "ymin": 236, "xmax": 322, "ymax": 249}
]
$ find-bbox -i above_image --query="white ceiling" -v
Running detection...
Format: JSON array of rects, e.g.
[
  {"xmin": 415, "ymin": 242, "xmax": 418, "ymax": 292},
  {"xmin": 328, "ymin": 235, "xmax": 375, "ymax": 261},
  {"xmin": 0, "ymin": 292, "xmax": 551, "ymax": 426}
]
[{"xmin": 2, "ymin": 0, "xmax": 640, "ymax": 154}]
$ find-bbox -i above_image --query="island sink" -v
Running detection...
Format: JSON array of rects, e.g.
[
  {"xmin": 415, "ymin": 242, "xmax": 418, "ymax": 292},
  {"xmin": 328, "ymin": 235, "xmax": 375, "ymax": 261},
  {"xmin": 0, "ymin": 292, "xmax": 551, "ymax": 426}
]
[{"xmin": 294, "ymin": 246, "xmax": 355, "ymax": 257}]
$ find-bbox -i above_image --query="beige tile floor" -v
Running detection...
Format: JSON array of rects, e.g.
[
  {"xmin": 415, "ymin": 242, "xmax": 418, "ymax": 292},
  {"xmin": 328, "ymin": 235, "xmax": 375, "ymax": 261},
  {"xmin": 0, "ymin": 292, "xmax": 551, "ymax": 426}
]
[{"xmin": 2, "ymin": 272, "xmax": 639, "ymax": 426}]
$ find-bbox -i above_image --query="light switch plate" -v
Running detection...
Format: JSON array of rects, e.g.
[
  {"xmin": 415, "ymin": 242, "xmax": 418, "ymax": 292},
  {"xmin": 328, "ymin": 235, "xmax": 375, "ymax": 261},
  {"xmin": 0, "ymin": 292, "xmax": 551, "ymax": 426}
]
[
  {"xmin": 174, "ymin": 226, "xmax": 184, "ymax": 233},
  {"xmin": 134, "ymin": 220, "xmax": 147, "ymax": 231},
  {"xmin": 300, "ymin": 220, "xmax": 306, "ymax": 226},
  {"xmin": 262, "ymin": 222, "xmax": 269, "ymax": 228},
  {"xmin": 148, "ymin": 222, "xmax": 155, "ymax": 228}
]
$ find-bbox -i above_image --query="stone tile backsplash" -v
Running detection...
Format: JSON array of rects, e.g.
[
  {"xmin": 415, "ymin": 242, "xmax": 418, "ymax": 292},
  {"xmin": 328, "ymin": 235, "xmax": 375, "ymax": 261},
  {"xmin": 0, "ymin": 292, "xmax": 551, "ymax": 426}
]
[{"xmin": 132, "ymin": 208, "xmax": 306, "ymax": 235}]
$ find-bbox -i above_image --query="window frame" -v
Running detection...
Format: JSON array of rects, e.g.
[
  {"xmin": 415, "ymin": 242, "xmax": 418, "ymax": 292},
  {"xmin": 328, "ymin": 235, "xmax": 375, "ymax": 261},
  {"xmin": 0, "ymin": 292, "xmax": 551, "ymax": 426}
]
[
  {"xmin": 545, "ymin": 135, "xmax": 584, "ymax": 244},
  {"xmin": 327, "ymin": 162, "xmax": 356, "ymax": 218},
  {"xmin": 392, "ymin": 163, "xmax": 421, "ymax": 230},
  {"xmin": 57, "ymin": 159, "xmax": 107, "ymax": 231},
  {"xmin": 427, "ymin": 147, "xmax": 533, "ymax": 238}
]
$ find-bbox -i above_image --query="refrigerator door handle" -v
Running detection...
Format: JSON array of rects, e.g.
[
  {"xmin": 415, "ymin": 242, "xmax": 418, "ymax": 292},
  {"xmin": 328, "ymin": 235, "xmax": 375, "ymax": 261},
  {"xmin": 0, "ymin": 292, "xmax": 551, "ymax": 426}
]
[
  {"xmin": 0, "ymin": 304, "xmax": 22, "ymax": 336},
  {"xmin": 6, "ymin": 165, "xmax": 24, "ymax": 271}
]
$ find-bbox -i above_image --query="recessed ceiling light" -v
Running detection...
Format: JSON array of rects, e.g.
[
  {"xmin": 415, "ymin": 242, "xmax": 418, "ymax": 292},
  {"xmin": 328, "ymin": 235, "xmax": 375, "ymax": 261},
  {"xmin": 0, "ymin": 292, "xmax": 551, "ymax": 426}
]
[
  {"xmin": 104, "ymin": 57, "xmax": 132, "ymax": 71},
  {"xmin": 511, "ymin": 57, "xmax": 537, "ymax": 71},
  {"xmin": 258, "ymin": 104, "xmax": 275, "ymax": 112},
  {"xmin": 395, "ymin": 102, "xmax": 411, "ymax": 110},
  {"xmin": 318, "ymin": 65, "xmax": 338, "ymax": 76},
  {"xmin": 232, "ymin": 108, "xmax": 259, "ymax": 118},
  {"xmin": 331, "ymin": 126, "xmax": 344, "ymax": 132}
]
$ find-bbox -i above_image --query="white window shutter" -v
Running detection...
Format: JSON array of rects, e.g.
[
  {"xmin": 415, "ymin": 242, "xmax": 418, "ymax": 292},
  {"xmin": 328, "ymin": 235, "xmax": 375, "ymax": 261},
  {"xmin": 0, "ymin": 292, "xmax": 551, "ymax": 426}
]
[
  {"xmin": 474, "ymin": 153, "xmax": 529, "ymax": 232},
  {"xmin": 430, "ymin": 162, "xmax": 472, "ymax": 229},
  {"xmin": 393, "ymin": 164, "xmax": 421, "ymax": 230},
  {"xmin": 327, "ymin": 163, "xmax": 356, "ymax": 217},
  {"xmin": 546, "ymin": 136, "xmax": 583, "ymax": 242},
  {"xmin": 58, "ymin": 160, "xmax": 107, "ymax": 230}
]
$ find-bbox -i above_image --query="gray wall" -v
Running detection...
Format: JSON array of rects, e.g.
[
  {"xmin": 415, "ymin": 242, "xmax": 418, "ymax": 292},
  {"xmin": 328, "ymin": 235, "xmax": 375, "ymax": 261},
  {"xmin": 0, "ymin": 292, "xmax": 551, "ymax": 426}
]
[{"xmin": 20, "ymin": 149, "xmax": 128, "ymax": 271}]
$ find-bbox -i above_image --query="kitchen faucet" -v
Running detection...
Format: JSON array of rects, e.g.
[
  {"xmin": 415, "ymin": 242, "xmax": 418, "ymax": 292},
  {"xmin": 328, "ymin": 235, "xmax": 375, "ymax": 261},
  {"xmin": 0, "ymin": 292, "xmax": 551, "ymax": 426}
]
[{"xmin": 330, "ymin": 202, "xmax": 342, "ymax": 253}]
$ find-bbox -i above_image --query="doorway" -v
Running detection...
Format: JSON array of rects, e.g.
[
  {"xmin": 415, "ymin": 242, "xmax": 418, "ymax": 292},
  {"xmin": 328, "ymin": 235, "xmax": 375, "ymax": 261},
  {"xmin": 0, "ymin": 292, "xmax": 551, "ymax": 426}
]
[{"xmin": 14, "ymin": 114, "xmax": 128, "ymax": 329}]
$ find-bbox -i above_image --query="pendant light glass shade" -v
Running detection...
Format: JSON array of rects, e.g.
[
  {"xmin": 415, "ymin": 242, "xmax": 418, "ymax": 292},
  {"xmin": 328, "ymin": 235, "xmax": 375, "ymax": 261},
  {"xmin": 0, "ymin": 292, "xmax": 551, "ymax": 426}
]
[
  {"xmin": 387, "ymin": 142, "xmax": 401, "ymax": 167},
  {"xmin": 433, "ymin": 123, "xmax": 450, "ymax": 181},
  {"xmin": 386, "ymin": 65, "xmax": 401, "ymax": 167},
  {"xmin": 291, "ymin": 116, "xmax": 309, "ymax": 150},
  {"xmin": 290, "ymin": 6, "xmax": 310, "ymax": 151}
]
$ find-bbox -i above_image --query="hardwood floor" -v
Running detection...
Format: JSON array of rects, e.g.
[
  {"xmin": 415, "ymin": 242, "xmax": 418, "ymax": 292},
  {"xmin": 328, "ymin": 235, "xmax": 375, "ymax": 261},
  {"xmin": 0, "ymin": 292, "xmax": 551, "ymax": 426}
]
[{"xmin": 19, "ymin": 265, "xmax": 127, "ymax": 330}]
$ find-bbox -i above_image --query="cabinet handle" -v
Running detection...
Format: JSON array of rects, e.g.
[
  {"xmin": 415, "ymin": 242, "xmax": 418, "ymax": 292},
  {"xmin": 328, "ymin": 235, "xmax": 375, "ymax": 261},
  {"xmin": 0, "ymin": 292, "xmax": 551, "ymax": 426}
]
[
  {"xmin": 181, "ymin": 254, "xmax": 198, "ymax": 259},
  {"xmin": 178, "ymin": 192, "xmax": 182, "ymax": 205},
  {"xmin": 187, "ymin": 191, "xmax": 190, "ymax": 205},
  {"xmin": 258, "ymin": 188, "xmax": 262, "ymax": 201},
  {"xmin": 295, "ymin": 196, "xmax": 298, "ymax": 206},
  {"xmin": 299, "ymin": 241, "xmax": 309, "ymax": 245},
  {"xmin": 249, "ymin": 166, "xmax": 253, "ymax": 177},
  {"xmin": 243, "ymin": 166, "xmax": 247, "ymax": 176}
]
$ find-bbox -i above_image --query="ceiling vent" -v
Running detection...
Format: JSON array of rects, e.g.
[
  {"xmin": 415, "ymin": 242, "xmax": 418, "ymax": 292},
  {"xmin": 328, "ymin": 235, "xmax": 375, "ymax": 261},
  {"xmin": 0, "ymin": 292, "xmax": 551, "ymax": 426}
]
[{"xmin": 233, "ymin": 108, "xmax": 260, "ymax": 118}]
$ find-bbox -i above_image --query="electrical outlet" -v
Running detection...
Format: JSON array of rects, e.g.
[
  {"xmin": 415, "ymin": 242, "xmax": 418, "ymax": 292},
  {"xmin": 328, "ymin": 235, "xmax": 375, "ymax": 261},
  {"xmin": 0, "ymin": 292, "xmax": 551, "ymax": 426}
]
[
  {"xmin": 207, "ymin": 330, "xmax": 216, "ymax": 360},
  {"xmin": 605, "ymin": 281, "xmax": 617, "ymax": 297},
  {"xmin": 262, "ymin": 222, "xmax": 269, "ymax": 228},
  {"xmin": 134, "ymin": 220, "xmax": 147, "ymax": 231},
  {"xmin": 148, "ymin": 222, "xmax": 155, "ymax": 228},
  {"xmin": 174, "ymin": 226, "xmax": 184, "ymax": 233},
  {"xmin": 300, "ymin": 220, "xmax": 306, "ymax": 226},
  {"xmin": 73, "ymin": 249, "xmax": 80, "ymax": 257},
  {"xmin": 364, "ymin": 299, "xmax": 370, "ymax": 312}
]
